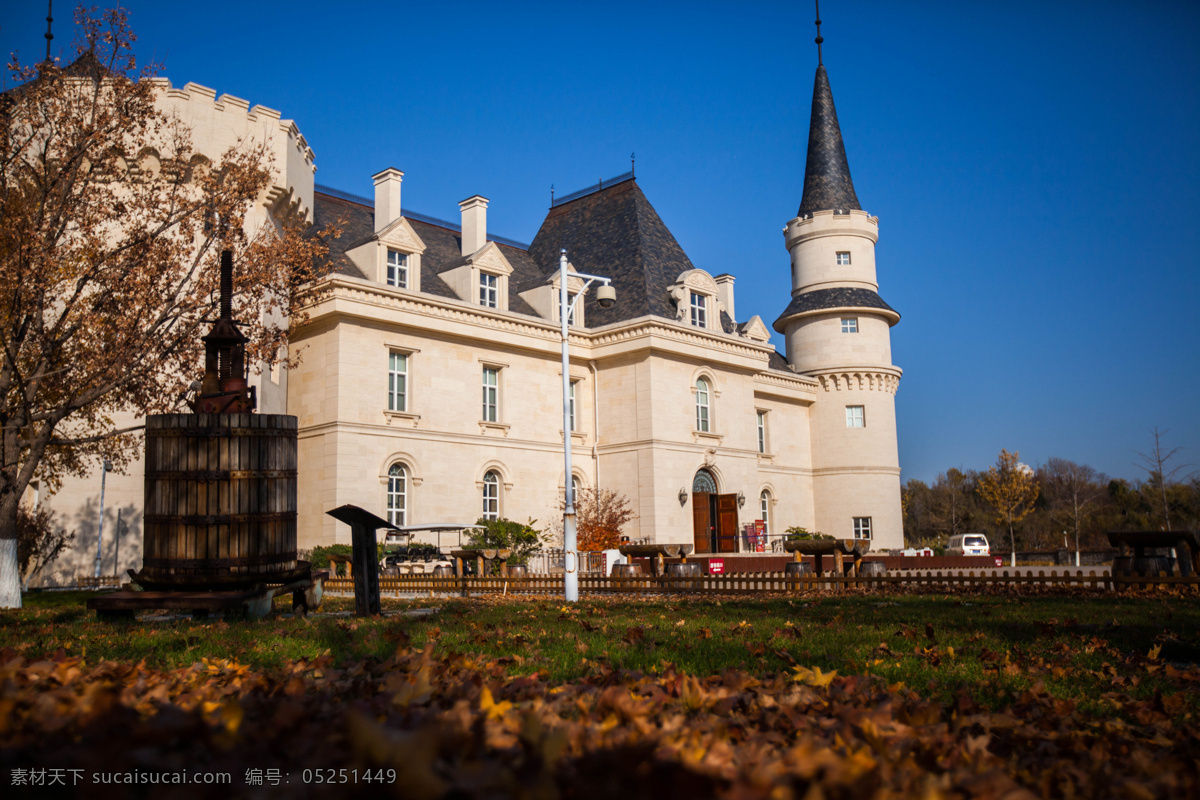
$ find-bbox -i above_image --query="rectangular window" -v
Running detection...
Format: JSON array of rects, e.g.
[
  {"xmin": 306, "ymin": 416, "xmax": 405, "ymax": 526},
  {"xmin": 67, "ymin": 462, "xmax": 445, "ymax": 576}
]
[
  {"xmin": 479, "ymin": 273, "xmax": 498, "ymax": 308},
  {"xmin": 388, "ymin": 352, "xmax": 407, "ymax": 412},
  {"xmin": 482, "ymin": 367, "xmax": 498, "ymax": 422},
  {"xmin": 690, "ymin": 291, "xmax": 706, "ymax": 328},
  {"xmin": 386, "ymin": 249, "xmax": 408, "ymax": 288},
  {"xmin": 841, "ymin": 317, "xmax": 858, "ymax": 333},
  {"xmin": 846, "ymin": 405, "xmax": 865, "ymax": 428},
  {"xmin": 566, "ymin": 292, "xmax": 578, "ymax": 326},
  {"xmin": 836, "ymin": 251, "xmax": 851, "ymax": 266},
  {"xmin": 853, "ymin": 517, "xmax": 872, "ymax": 540},
  {"xmin": 568, "ymin": 381, "xmax": 577, "ymax": 431},
  {"xmin": 756, "ymin": 411, "xmax": 766, "ymax": 453}
]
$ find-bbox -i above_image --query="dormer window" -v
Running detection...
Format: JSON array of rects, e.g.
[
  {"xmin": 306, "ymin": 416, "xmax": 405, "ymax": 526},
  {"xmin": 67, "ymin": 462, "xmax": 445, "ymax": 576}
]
[
  {"xmin": 566, "ymin": 293, "xmax": 578, "ymax": 326},
  {"xmin": 690, "ymin": 291, "xmax": 707, "ymax": 328},
  {"xmin": 387, "ymin": 249, "xmax": 408, "ymax": 288},
  {"xmin": 479, "ymin": 273, "xmax": 498, "ymax": 308}
]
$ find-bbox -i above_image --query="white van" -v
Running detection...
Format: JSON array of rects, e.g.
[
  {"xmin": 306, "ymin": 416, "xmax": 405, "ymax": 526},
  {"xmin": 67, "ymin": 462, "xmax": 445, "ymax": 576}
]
[{"xmin": 947, "ymin": 534, "xmax": 990, "ymax": 556}]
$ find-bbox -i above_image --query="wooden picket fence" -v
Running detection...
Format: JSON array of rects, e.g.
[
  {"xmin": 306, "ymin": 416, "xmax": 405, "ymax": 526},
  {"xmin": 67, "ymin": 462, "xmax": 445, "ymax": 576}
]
[{"xmin": 321, "ymin": 569, "xmax": 1200, "ymax": 597}]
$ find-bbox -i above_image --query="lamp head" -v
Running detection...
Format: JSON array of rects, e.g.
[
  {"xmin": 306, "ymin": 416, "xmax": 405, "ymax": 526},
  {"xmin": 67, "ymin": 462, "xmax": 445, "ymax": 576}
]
[{"xmin": 596, "ymin": 283, "xmax": 616, "ymax": 309}]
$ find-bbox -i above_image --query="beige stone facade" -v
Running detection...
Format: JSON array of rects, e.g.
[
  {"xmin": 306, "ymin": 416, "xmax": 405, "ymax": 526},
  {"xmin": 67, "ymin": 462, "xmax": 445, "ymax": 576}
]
[{"xmin": 32, "ymin": 57, "xmax": 904, "ymax": 586}]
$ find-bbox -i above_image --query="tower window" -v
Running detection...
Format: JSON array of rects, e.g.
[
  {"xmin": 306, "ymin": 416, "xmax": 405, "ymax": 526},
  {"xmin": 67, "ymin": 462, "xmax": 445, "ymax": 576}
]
[
  {"xmin": 386, "ymin": 249, "xmax": 408, "ymax": 288},
  {"xmin": 756, "ymin": 410, "xmax": 766, "ymax": 453},
  {"xmin": 482, "ymin": 367, "xmax": 499, "ymax": 422},
  {"xmin": 841, "ymin": 318, "xmax": 858, "ymax": 333},
  {"xmin": 689, "ymin": 291, "xmax": 707, "ymax": 328},
  {"xmin": 836, "ymin": 252, "xmax": 851, "ymax": 266},
  {"xmin": 388, "ymin": 352, "xmax": 408, "ymax": 412},
  {"xmin": 845, "ymin": 405, "xmax": 865, "ymax": 428},
  {"xmin": 853, "ymin": 517, "xmax": 872, "ymax": 540}
]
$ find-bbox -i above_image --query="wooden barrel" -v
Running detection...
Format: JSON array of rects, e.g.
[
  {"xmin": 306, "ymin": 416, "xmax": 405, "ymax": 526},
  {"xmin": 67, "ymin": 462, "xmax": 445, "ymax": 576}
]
[
  {"xmin": 139, "ymin": 413, "xmax": 304, "ymax": 590},
  {"xmin": 1112, "ymin": 555, "xmax": 1175, "ymax": 578},
  {"xmin": 666, "ymin": 561, "xmax": 702, "ymax": 590},
  {"xmin": 506, "ymin": 565, "xmax": 528, "ymax": 577},
  {"xmin": 431, "ymin": 564, "xmax": 453, "ymax": 577},
  {"xmin": 784, "ymin": 561, "xmax": 813, "ymax": 576},
  {"xmin": 860, "ymin": 561, "xmax": 887, "ymax": 577},
  {"xmin": 612, "ymin": 563, "xmax": 645, "ymax": 577}
]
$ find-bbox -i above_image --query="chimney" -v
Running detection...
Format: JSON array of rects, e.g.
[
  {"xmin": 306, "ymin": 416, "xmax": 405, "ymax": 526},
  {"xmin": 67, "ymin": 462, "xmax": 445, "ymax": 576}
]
[
  {"xmin": 714, "ymin": 273, "xmax": 736, "ymax": 323},
  {"xmin": 372, "ymin": 168, "xmax": 404, "ymax": 232},
  {"xmin": 459, "ymin": 195, "xmax": 489, "ymax": 256}
]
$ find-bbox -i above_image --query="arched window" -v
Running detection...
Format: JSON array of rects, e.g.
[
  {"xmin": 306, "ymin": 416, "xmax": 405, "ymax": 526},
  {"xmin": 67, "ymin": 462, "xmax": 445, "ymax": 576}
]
[
  {"xmin": 695, "ymin": 378, "xmax": 710, "ymax": 432},
  {"xmin": 692, "ymin": 469, "xmax": 717, "ymax": 494},
  {"xmin": 482, "ymin": 470, "xmax": 500, "ymax": 520},
  {"xmin": 759, "ymin": 490, "xmax": 771, "ymax": 536},
  {"xmin": 570, "ymin": 476, "xmax": 581, "ymax": 505},
  {"xmin": 387, "ymin": 464, "xmax": 407, "ymax": 526}
]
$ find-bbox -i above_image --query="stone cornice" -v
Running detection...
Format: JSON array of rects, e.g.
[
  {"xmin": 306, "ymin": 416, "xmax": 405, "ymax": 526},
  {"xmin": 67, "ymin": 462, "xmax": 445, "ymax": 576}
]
[{"xmin": 297, "ymin": 277, "xmax": 781, "ymax": 367}]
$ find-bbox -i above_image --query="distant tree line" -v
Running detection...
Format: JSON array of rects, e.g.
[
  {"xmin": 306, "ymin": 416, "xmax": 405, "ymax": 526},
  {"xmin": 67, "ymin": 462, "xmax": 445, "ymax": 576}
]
[{"xmin": 903, "ymin": 432, "xmax": 1199, "ymax": 553}]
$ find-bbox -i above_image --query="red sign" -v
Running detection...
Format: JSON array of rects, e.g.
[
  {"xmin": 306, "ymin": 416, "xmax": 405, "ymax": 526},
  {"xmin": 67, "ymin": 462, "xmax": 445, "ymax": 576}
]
[
  {"xmin": 708, "ymin": 559, "xmax": 725, "ymax": 575},
  {"xmin": 754, "ymin": 520, "xmax": 766, "ymax": 552},
  {"xmin": 994, "ymin": 556, "xmax": 1004, "ymax": 568}
]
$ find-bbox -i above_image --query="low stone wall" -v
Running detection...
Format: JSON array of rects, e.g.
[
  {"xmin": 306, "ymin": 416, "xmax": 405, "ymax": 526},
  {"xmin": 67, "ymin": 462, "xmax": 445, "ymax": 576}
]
[{"xmin": 646, "ymin": 555, "xmax": 999, "ymax": 575}]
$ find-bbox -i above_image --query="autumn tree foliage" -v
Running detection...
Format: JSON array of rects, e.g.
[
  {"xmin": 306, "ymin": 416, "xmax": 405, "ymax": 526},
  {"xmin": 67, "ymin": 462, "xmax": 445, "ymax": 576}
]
[
  {"xmin": 556, "ymin": 487, "xmax": 637, "ymax": 551},
  {"xmin": 0, "ymin": 9, "xmax": 333, "ymax": 607},
  {"xmin": 976, "ymin": 449, "xmax": 1040, "ymax": 567}
]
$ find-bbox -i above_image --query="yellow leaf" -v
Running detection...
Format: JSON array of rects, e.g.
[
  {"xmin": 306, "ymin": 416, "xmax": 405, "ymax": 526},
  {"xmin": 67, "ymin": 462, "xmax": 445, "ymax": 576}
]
[
  {"xmin": 479, "ymin": 686, "xmax": 512, "ymax": 720},
  {"xmin": 792, "ymin": 665, "xmax": 838, "ymax": 687},
  {"xmin": 1148, "ymin": 644, "xmax": 1162, "ymax": 661},
  {"xmin": 220, "ymin": 699, "xmax": 244, "ymax": 734}
]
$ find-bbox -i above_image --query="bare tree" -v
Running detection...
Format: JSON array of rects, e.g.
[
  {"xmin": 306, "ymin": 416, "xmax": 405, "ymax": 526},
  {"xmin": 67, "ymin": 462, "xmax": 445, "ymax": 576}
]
[
  {"xmin": 1135, "ymin": 428, "xmax": 1191, "ymax": 531},
  {"xmin": 1042, "ymin": 457, "xmax": 1101, "ymax": 558}
]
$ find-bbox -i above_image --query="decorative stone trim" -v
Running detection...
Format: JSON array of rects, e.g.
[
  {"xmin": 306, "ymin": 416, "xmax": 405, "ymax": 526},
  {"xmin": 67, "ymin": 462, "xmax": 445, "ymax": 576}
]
[
  {"xmin": 813, "ymin": 370, "xmax": 902, "ymax": 394},
  {"xmin": 479, "ymin": 421, "xmax": 511, "ymax": 437},
  {"xmin": 383, "ymin": 411, "xmax": 421, "ymax": 428}
]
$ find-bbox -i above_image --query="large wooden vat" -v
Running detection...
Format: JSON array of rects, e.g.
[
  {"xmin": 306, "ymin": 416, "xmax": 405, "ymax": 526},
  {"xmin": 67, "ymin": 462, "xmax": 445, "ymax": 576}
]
[{"xmin": 139, "ymin": 413, "xmax": 304, "ymax": 590}]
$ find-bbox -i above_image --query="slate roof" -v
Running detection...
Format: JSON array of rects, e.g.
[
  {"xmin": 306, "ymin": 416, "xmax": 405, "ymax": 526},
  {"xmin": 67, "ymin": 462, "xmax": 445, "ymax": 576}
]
[
  {"xmin": 772, "ymin": 287, "xmax": 899, "ymax": 333},
  {"xmin": 527, "ymin": 178, "xmax": 734, "ymax": 330},
  {"xmin": 314, "ymin": 180, "xmax": 739, "ymax": 334},
  {"xmin": 797, "ymin": 65, "xmax": 861, "ymax": 216},
  {"xmin": 313, "ymin": 191, "xmax": 541, "ymax": 316}
]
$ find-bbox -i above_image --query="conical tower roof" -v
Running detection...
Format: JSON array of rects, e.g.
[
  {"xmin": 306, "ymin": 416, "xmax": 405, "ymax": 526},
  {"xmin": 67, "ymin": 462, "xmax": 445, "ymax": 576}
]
[{"xmin": 797, "ymin": 65, "xmax": 861, "ymax": 216}]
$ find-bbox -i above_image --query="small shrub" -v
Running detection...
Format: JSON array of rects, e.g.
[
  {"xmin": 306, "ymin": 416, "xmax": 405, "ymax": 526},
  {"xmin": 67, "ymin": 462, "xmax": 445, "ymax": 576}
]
[
  {"xmin": 784, "ymin": 527, "xmax": 833, "ymax": 541},
  {"xmin": 467, "ymin": 518, "xmax": 549, "ymax": 567}
]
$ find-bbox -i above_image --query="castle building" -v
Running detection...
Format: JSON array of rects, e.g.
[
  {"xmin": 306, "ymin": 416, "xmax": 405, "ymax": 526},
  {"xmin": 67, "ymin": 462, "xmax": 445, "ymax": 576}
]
[{"xmin": 34, "ymin": 50, "xmax": 902, "ymax": 584}]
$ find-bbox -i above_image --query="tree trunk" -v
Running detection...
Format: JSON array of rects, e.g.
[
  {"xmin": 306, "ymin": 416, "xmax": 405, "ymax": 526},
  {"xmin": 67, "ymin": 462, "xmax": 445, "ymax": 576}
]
[{"xmin": 0, "ymin": 495, "xmax": 20, "ymax": 607}]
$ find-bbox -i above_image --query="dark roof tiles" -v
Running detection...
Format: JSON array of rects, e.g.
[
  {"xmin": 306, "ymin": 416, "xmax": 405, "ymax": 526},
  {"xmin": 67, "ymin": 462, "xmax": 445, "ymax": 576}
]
[
  {"xmin": 773, "ymin": 287, "xmax": 899, "ymax": 332},
  {"xmin": 797, "ymin": 65, "xmax": 861, "ymax": 216}
]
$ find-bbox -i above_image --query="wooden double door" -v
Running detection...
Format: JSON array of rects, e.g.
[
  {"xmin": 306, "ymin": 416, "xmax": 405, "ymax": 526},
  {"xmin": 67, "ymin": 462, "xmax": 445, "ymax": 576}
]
[{"xmin": 692, "ymin": 492, "xmax": 739, "ymax": 554}]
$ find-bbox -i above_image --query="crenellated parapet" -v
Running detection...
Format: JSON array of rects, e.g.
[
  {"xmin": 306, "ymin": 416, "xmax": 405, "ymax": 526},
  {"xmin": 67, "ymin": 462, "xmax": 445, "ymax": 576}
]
[{"xmin": 145, "ymin": 77, "xmax": 316, "ymax": 224}]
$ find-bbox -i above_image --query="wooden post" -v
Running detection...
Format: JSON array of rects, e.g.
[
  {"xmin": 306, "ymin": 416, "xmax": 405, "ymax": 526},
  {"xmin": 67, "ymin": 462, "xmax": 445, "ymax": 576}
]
[{"xmin": 326, "ymin": 505, "xmax": 388, "ymax": 617}]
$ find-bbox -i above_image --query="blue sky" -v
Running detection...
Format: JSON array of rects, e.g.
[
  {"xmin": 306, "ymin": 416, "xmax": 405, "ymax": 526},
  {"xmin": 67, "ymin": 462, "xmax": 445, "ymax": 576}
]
[{"xmin": 3, "ymin": 1, "xmax": 1197, "ymax": 486}]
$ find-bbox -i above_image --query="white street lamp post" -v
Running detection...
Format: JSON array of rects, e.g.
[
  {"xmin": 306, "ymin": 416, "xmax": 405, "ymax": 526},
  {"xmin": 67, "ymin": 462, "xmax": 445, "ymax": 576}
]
[
  {"xmin": 559, "ymin": 249, "xmax": 615, "ymax": 602},
  {"xmin": 93, "ymin": 459, "xmax": 113, "ymax": 579}
]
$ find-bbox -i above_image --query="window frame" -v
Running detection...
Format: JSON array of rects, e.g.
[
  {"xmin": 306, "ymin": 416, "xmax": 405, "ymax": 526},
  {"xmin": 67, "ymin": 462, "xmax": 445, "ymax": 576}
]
[
  {"xmin": 695, "ymin": 377, "xmax": 711, "ymax": 432},
  {"xmin": 482, "ymin": 367, "xmax": 499, "ymax": 422},
  {"xmin": 689, "ymin": 291, "xmax": 707, "ymax": 328},
  {"xmin": 479, "ymin": 272, "xmax": 498, "ymax": 308},
  {"xmin": 759, "ymin": 490, "xmax": 771, "ymax": 537},
  {"xmin": 853, "ymin": 516, "xmax": 872, "ymax": 540},
  {"xmin": 841, "ymin": 317, "xmax": 858, "ymax": 334},
  {"xmin": 482, "ymin": 470, "xmax": 500, "ymax": 520},
  {"xmin": 845, "ymin": 405, "xmax": 865, "ymax": 428},
  {"xmin": 756, "ymin": 410, "xmax": 766, "ymax": 453},
  {"xmin": 836, "ymin": 251, "xmax": 851, "ymax": 266},
  {"xmin": 568, "ymin": 380, "xmax": 577, "ymax": 432},
  {"xmin": 388, "ymin": 351, "xmax": 408, "ymax": 412},
  {"xmin": 386, "ymin": 463, "xmax": 407, "ymax": 526},
  {"xmin": 386, "ymin": 249, "xmax": 408, "ymax": 288}
]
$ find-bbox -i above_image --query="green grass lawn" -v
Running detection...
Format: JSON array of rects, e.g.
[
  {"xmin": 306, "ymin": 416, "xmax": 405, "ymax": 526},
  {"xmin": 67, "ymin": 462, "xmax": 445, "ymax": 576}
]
[{"xmin": 6, "ymin": 588, "xmax": 1198, "ymax": 717}]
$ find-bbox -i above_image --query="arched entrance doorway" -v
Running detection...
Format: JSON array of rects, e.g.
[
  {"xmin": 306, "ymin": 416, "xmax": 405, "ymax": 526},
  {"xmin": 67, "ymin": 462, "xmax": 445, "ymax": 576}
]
[{"xmin": 692, "ymin": 469, "xmax": 738, "ymax": 554}]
